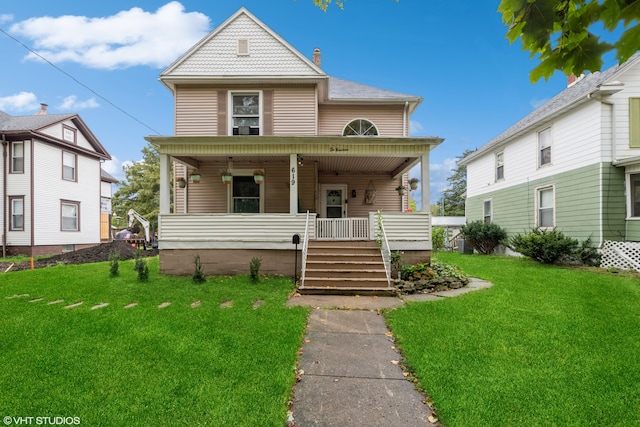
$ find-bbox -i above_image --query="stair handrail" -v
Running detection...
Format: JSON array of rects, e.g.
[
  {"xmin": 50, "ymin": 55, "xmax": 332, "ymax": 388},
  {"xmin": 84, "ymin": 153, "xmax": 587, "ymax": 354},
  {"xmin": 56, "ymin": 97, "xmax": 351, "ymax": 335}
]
[
  {"xmin": 375, "ymin": 210, "xmax": 392, "ymax": 288},
  {"xmin": 300, "ymin": 210, "xmax": 311, "ymax": 288}
]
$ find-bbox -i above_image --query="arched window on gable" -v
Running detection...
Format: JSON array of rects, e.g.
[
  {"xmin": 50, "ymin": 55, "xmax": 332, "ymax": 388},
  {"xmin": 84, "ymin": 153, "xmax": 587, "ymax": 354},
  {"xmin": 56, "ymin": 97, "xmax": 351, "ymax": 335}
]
[{"xmin": 343, "ymin": 119, "xmax": 379, "ymax": 136}]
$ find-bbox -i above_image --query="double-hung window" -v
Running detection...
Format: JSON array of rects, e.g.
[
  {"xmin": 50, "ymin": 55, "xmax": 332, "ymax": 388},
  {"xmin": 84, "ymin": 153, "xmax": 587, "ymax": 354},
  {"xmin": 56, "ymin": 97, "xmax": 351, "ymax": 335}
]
[
  {"xmin": 232, "ymin": 93, "xmax": 260, "ymax": 135},
  {"xmin": 63, "ymin": 151, "xmax": 76, "ymax": 181},
  {"xmin": 483, "ymin": 199, "xmax": 492, "ymax": 224},
  {"xmin": 537, "ymin": 186, "xmax": 554, "ymax": 228},
  {"xmin": 10, "ymin": 197, "xmax": 24, "ymax": 231},
  {"xmin": 495, "ymin": 152, "xmax": 504, "ymax": 181},
  {"xmin": 11, "ymin": 142, "xmax": 24, "ymax": 173},
  {"xmin": 232, "ymin": 176, "xmax": 261, "ymax": 213},
  {"xmin": 61, "ymin": 201, "xmax": 79, "ymax": 231},
  {"xmin": 538, "ymin": 127, "xmax": 552, "ymax": 167},
  {"xmin": 631, "ymin": 174, "xmax": 640, "ymax": 217}
]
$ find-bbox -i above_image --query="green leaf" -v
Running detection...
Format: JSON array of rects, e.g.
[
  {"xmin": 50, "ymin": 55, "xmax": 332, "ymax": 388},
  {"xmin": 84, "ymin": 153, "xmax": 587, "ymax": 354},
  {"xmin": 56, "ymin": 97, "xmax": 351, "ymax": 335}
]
[{"xmin": 614, "ymin": 24, "xmax": 640, "ymax": 63}]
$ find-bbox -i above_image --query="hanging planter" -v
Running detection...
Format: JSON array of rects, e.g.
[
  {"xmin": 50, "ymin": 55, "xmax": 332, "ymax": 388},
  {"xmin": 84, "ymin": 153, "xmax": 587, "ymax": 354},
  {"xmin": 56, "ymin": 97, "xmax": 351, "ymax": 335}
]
[
  {"xmin": 395, "ymin": 185, "xmax": 407, "ymax": 196},
  {"xmin": 176, "ymin": 177, "xmax": 186, "ymax": 188},
  {"xmin": 409, "ymin": 178, "xmax": 420, "ymax": 190},
  {"xmin": 190, "ymin": 170, "xmax": 201, "ymax": 184},
  {"xmin": 253, "ymin": 169, "xmax": 265, "ymax": 184},
  {"xmin": 220, "ymin": 169, "xmax": 232, "ymax": 184}
]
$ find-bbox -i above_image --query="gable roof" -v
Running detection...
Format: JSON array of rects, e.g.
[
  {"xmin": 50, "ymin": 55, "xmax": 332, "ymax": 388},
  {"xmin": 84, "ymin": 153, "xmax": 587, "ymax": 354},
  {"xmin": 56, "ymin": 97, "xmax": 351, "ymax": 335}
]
[
  {"xmin": 160, "ymin": 7, "xmax": 326, "ymax": 90},
  {"xmin": 101, "ymin": 168, "xmax": 118, "ymax": 183},
  {"xmin": 326, "ymin": 77, "xmax": 422, "ymax": 113},
  {"xmin": 0, "ymin": 109, "xmax": 111, "ymax": 160},
  {"xmin": 461, "ymin": 53, "xmax": 640, "ymax": 165}
]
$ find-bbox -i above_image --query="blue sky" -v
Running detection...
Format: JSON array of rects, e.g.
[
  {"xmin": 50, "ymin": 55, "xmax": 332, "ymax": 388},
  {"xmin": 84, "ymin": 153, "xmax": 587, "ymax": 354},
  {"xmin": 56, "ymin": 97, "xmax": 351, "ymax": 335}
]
[{"xmin": 0, "ymin": 1, "xmax": 623, "ymax": 206}]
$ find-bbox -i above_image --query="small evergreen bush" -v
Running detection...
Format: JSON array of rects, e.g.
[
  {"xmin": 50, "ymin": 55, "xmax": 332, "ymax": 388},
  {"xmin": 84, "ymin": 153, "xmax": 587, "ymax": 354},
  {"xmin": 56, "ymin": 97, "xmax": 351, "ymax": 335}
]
[
  {"xmin": 431, "ymin": 226, "xmax": 445, "ymax": 251},
  {"xmin": 509, "ymin": 228, "xmax": 579, "ymax": 264},
  {"xmin": 460, "ymin": 220, "xmax": 507, "ymax": 254},
  {"xmin": 192, "ymin": 254, "xmax": 206, "ymax": 283},
  {"xmin": 109, "ymin": 250, "xmax": 120, "ymax": 277},
  {"xmin": 250, "ymin": 257, "xmax": 262, "ymax": 283},
  {"xmin": 133, "ymin": 250, "xmax": 149, "ymax": 281}
]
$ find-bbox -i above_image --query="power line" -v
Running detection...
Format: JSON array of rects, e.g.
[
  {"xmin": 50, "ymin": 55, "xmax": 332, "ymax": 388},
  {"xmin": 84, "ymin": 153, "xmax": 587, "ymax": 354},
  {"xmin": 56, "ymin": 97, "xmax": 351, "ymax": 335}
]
[{"xmin": 0, "ymin": 26, "xmax": 161, "ymax": 135}]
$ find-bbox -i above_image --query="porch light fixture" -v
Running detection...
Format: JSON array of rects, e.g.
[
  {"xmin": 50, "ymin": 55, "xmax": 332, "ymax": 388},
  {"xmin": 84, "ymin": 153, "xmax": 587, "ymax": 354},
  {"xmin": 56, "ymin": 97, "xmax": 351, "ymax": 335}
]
[
  {"xmin": 297, "ymin": 155, "xmax": 303, "ymax": 166},
  {"xmin": 352, "ymin": 189, "xmax": 356, "ymax": 198}
]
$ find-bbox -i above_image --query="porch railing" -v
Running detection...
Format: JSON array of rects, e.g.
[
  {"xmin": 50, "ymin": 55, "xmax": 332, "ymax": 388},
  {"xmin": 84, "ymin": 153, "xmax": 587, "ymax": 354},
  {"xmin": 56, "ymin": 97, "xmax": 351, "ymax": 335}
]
[
  {"xmin": 300, "ymin": 211, "xmax": 311, "ymax": 286},
  {"xmin": 375, "ymin": 211, "xmax": 392, "ymax": 288},
  {"xmin": 316, "ymin": 218, "xmax": 369, "ymax": 240}
]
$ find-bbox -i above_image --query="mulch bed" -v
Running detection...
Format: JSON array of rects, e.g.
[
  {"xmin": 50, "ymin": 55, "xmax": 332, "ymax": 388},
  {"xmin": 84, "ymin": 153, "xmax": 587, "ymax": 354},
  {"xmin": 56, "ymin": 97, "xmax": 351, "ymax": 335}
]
[{"xmin": 0, "ymin": 240, "xmax": 158, "ymax": 272}]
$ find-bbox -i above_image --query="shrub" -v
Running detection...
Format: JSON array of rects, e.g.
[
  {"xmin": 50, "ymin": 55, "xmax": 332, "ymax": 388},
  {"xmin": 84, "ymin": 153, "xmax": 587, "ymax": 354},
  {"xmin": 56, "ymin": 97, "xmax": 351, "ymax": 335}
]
[
  {"xmin": 109, "ymin": 250, "xmax": 120, "ymax": 277},
  {"xmin": 575, "ymin": 237, "xmax": 602, "ymax": 267},
  {"xmin": 431, "ymin": 226, "xmax": 445, "ymax": 251},
  {"xmin": 192, "ymin": 254, "xmax": 206, "ymax": 283},
  {"xmin": 460, "ymin": 220, "xmax": 507, "ymax": 254},
  {"xmin": 250, "ymin": 257, "xmax": 262, "ymax": 283},
  {"xmin": 133, "ymin": 250, "xmax": 149, "ymax": 281},
  {"xmin": 509, "ymin": 228, "xmax": 579, "ymax": 264},
  {"xmin": 395, "ymin": 260, "xmax": 469, "ymax": 294}
]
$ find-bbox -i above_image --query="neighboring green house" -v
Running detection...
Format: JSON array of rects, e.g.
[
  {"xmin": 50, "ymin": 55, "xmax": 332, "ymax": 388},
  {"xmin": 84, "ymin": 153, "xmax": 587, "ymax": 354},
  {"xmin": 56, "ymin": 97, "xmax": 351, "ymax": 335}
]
[{"xmin": 460, "ymin": 54, "xmax": 640, "ymax": 247}]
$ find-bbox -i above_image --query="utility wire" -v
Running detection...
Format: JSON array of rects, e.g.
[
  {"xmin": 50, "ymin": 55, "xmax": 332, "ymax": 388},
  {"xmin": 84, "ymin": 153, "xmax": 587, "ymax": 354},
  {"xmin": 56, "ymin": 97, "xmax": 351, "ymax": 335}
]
[{"xmin": 0, "ymin": 26, "xmax": 161, "ymax": 135}]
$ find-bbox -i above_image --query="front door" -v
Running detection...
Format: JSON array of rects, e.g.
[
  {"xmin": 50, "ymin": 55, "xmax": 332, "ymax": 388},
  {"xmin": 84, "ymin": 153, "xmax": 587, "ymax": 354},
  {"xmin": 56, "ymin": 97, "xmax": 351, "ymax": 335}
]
[{"xmin": 320, "ymin": 185, "xmax": 347, "ymax": 218}]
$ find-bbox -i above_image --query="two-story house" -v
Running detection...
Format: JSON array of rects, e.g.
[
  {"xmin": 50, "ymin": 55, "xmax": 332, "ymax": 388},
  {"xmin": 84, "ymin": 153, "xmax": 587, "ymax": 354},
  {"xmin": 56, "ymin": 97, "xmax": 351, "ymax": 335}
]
[
  {"xmin": 460, "ymin": 54, "xmax": 640, "ymax": 251},
  {"xmin": 1, "ymin": 104, "xmax": 112, "ymax": 257},
  {"xmin": 146, "ymin": 8, "xmax": 443, "ymax": 291}
]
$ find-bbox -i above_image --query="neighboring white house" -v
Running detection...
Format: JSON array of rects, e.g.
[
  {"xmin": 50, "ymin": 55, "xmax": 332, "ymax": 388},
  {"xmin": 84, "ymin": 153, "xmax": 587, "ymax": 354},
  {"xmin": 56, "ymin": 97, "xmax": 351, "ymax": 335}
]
[
  {"xmin": 460, "ymin": 54, "xmax": 640, "ymax": 247},
  {"xmin": 1, "ymin": 104, "xmax": 112, "ymax": 257}
]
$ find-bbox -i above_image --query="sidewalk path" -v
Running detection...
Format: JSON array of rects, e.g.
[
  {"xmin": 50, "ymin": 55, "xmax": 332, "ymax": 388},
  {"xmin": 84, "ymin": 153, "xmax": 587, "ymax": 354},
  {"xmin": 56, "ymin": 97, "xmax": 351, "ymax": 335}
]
[{"xmin": 290, "ymin": 309, "xmax": 438, "ymax": 426}]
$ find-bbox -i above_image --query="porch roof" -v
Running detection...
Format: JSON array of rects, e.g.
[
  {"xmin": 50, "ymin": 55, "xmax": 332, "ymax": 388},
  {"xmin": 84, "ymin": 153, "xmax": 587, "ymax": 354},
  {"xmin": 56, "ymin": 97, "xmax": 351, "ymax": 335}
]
[{"xmin": 147, "ymin": 135, "xmax": 442, "ymax": 176}]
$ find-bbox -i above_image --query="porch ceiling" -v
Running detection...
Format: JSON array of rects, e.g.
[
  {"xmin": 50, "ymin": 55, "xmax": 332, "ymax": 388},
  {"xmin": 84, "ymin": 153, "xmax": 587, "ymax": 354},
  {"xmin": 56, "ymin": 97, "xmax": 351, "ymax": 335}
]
[{"xmin": 174, "ymin": 154, "xmax": 419, "ymax": 175}]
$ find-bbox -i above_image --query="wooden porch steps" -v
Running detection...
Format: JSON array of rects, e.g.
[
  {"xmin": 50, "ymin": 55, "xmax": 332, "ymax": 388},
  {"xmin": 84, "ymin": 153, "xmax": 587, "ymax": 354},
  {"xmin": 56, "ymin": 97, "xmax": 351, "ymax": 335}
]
[{"xmin": 300, "ymin": 240, "xmax": 391, "ymax": 294}]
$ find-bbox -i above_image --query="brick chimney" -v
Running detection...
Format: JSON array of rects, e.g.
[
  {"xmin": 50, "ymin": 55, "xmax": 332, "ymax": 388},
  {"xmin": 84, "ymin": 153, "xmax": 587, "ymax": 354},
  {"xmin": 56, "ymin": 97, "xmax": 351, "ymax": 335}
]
[
  {"xmin": 312, "ymin": 48, "xmax": 321, "ymax": 68},
  {"xmin": 34, "ymin": 103, "xmax": 48, "ymax": 115}
]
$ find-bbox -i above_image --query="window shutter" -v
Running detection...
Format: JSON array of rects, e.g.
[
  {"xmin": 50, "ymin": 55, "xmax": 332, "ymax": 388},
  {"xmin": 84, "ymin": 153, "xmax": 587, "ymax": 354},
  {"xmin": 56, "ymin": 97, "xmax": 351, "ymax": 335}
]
[
  {"xmin": 630, "ymin": 98, "xmax": 640, "ymax": 148},
  {"xmin": 217, "ymin": 90, "xmax": 227, "ymax": 136},
  {"xmin": 263, "ymin": 90, "xmax": 273, "ymax": 136}
]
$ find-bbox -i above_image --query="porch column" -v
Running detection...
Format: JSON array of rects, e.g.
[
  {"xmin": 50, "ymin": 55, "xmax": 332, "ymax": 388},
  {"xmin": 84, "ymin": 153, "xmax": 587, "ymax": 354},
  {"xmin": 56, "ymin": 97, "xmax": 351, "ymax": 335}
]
[
  {"xmin": 289, "ymin": 153, "xmax": 298, "ymax": 214},
  {"xmin": 160, "ymin": 153, "xmax": 171, "ymax": 214},
  {"xmin": 420, "ymin": 153, "xmax": 430, "ymax": 212}
]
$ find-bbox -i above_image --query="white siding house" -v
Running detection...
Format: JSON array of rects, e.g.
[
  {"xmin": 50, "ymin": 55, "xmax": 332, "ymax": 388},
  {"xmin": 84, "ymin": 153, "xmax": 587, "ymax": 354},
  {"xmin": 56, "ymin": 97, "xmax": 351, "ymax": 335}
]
[
  {"xmin": 461, "ymin": 54, "xmax": 640, "ymax": 246},
  {"xmin": 1, "ymin": 104, "xmax": 112, "ymax": 257}
]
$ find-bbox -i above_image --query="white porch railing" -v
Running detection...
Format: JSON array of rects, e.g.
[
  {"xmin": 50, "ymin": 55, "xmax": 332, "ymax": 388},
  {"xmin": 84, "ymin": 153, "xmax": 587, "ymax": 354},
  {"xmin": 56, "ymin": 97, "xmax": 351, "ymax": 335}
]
[
  {"xmin": 316, "ymin": 218, "xmax": 370, "ymax": 240},
  {"xmin": 375, "ymin": 211, "xmax": 392, "ymax": 288},
  {"xmin": 301, "ymin": 211, "xmax": 311, "ymax": 285}
]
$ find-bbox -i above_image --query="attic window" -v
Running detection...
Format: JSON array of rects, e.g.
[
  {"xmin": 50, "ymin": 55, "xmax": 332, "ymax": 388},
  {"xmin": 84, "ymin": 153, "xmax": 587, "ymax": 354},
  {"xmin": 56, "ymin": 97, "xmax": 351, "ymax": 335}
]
[
  {"xmin": 237, "ymin": 38, "xmax": 249, "ymax": 56},
  {"xmin": 343, "ymin": 119, "xmax": 379, "ymax": 136}
]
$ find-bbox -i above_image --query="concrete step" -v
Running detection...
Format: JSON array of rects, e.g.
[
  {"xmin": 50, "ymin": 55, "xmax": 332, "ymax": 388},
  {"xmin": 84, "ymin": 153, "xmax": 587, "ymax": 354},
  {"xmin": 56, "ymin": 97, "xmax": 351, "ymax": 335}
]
[
  {"xmin": 304, "ymin": 269, "xmax": 387, "ymax": 279},
  {"xmin": 302, "ymin": 277, "xmax": 390, "ymax": 288},
  {"xmin": 305, "ymin": 260, "xmax": 385, "ymax": 271}
]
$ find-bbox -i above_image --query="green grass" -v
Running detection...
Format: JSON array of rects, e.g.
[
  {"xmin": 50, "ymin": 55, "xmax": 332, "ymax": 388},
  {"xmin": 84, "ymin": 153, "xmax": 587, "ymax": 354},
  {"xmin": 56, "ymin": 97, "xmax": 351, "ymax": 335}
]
[
  {"xmin": 385, "ymin": 253, "xmax": 640, "ymax": 427},
  {"xmin": 0, "ymin": 258, "xmax": 309, "ymax": 426}
]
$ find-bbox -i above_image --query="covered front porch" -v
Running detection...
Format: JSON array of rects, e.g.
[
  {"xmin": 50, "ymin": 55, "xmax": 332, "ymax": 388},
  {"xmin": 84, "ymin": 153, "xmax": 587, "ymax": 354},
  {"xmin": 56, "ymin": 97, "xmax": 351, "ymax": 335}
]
[{"xmin": 148, "ymin": 135, "xmax": 441, "ymax": 280}]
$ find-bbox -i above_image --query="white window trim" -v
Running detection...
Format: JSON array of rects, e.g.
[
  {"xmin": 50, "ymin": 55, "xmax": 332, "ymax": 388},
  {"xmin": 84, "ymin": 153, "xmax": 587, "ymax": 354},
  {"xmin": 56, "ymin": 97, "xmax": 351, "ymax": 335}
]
[
  {"xmin": 495, "ymin": 151, "xmax": 504, "ymax": 181},
  {"xmin": 342, "ymin": 118, "xmax": 380, "ymax": 136},
  {"xmin": 10, "ymin": 197, "xmax": 24, "ymax": 231},
  {"xmin": 63, "ymin": 125, "xmax": 77, "ymax": 143},
  {"xmin": 228, "ymin": 91, "xmax": 262, "ymax": 136},
  {"xmin": 626, "ymin": 172, "xmax": 640, "ymax": 219},
  {"xmin": 483, "ymin": 198, "xmax": 493, "ymax": 223},
  {"xmin": 538, "ymin": 127, "xmax": 552, "ymax": 168},
  {"xmin": 535, "ymin": 184, "xmax": 555, "ymax": 229},
  {"xmin": 226, "ymin": 169, "xmax": 265, "ymax": 213},
  {"xmin": 11, "ymin": 141, "xmax": 24, "ymax": 174},
  {"xmin": 61, "ymin": 200, "xmax": 80, "ymax": 231},
  {"xmin": 62, "ymin": 151, "xmax": 77, "ymax": 181}
]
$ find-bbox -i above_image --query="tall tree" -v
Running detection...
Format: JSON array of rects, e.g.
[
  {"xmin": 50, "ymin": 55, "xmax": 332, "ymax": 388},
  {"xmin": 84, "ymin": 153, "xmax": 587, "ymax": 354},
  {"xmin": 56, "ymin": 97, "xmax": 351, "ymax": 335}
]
[
  {"xmin": 499, "ymin": 0, "xmax": 640, "ymax": 82},
  {"xmin": 441, "ymin": 149, "xmax": 474, "ymax": 216},
  {"xmin": 112, "ymin": 143, "xmax": 163, "ymax": 228}
]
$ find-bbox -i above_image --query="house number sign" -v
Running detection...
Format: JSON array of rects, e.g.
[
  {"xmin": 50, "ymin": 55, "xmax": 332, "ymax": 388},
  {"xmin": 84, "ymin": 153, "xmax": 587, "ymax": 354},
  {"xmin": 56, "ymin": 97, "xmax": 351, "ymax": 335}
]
[{"xmin": 291, "ymin": 167, "xmax": 296, "ymax": 186}]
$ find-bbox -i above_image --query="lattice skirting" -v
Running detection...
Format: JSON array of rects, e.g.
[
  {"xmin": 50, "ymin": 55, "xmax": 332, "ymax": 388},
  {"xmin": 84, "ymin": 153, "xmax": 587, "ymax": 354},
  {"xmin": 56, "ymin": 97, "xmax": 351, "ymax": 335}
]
[{"xmin": 600, "ymin": 240, "xmax": 640, "ymax": 272}]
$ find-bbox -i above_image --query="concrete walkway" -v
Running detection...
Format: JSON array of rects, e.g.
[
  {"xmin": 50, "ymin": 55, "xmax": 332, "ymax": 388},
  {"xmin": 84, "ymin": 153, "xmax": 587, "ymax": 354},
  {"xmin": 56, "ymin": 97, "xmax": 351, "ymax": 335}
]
[{"xmin": 286, "ymin": 279, "xmax": 492, "ymax": 426}]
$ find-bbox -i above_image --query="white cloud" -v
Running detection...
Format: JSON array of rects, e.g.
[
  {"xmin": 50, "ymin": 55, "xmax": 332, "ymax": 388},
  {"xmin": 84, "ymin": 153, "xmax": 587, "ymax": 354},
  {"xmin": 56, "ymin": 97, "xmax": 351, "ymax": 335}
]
[
  {"xmin": 0, "ymin": 91, "xmax": 40, "ymax": 112},
  {"xmin": 410, "ymin": 120, "xmax": 424, "ymax": 135},
  {"xmin": 0, "ymin": 14, "xmax": 13, "ymax": 24},
  {"xmin": 9, "ymin": 1, "xmax": 210, "ymax": 69},
  {"xmin": 102, "ymin": 157, "xmax": 124, "ymax": 180},
  {"xmin": 58, "ymin": 95, "xmax": 99, "ymax": 111}
]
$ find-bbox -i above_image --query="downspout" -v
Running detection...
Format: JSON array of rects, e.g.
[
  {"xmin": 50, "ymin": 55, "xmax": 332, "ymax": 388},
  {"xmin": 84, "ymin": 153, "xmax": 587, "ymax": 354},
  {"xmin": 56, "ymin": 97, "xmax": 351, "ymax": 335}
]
[
  {"xmin": 403, "ymin": 101, "xmax": 409, "ymax": 137},
  {"xmin": 587, "ymin": 94, "xmax": 615, "ymax": 247},
  {"xmin": 2, "ymin": 135, "xmax": 6, "ymax": 257}
]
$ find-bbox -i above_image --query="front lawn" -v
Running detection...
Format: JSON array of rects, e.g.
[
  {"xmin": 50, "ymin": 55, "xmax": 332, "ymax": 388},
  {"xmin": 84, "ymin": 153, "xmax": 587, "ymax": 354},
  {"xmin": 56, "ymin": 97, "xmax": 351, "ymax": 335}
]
[
  {"xmin": 0, "ymin": 258, "xmax": 308, "ymax": 426},
  {"xmin": 385, "ymin": 253, "xmax": 640, "ymax": 427}
]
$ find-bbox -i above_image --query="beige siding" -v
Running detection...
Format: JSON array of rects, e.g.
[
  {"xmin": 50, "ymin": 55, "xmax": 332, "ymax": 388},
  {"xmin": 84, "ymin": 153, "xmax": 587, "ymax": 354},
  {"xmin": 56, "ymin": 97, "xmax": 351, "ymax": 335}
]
[
  {"xmin": 273, "ymin": 87, "xmax": 317, "ymax": 135},
  {"xmin": 185, "ymin": 161, "xmax": 228, "ymax": 213},
  {"xmin": 319, "ymin": 173, "xmax": 403, "ymax": 217},
  {"xmin": 175, "ymin": 85, "xmax": 217, "ymax": 136},
  {"xmin": 318, "ymin": 105, "xmax": 405, "ymax": 136}
]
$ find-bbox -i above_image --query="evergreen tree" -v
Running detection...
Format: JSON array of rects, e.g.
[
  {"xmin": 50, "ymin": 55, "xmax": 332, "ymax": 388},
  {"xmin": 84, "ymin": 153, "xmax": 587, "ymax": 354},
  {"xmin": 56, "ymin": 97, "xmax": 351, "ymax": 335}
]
[
  {"xmin": 441, "ymin": 149, "xmax": 474, "ymax": 216},
  {"xmin": 112, "ymin": 143, "xmax": 164, "ymax": 228}
]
